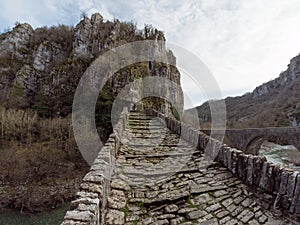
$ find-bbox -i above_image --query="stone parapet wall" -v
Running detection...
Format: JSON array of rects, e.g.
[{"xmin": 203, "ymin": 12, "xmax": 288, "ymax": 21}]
[
  {"xmin": 60, "ymin": 108, "xmax": 129, "ymax": 225},
  {"xmin": 146, "ymin": 109, "xmax": 300, "ymax": 216}
]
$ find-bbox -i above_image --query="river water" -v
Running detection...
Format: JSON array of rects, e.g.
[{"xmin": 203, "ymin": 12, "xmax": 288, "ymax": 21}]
[
  {"xmin": 259, "ymin": 141, "xmax": 300, "ymax": 172},
  {"xmin": 0, "ymin": 203, "xmax": 69, "ymax": 225}
]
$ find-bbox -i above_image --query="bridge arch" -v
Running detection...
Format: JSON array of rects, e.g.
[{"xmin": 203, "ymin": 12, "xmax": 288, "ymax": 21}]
[
  {"xmin": 245, "ymin": 135, "xmax": 266, "ymax": 155},
  {"xmin": 245, "ymin": 133, "xmax": 300, "ymax": 156}
]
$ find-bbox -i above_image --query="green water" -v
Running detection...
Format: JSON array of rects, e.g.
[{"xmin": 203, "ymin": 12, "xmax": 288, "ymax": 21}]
[
  {"xmin": 260, "ymin": 141, "xmax": 300, "ymax": 171},
  {"xmin": 0, "ymin": 203, "xmax": 69, "ymax": 225}
]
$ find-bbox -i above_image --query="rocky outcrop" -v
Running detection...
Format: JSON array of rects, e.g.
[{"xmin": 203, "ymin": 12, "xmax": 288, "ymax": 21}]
[
  {"xmin": 0, "ymin": 12, "xmax": 183, "ymax": 136},
  {"xmin": 0, "ymin": 23, "xmax": 33, "ymax": 57},
  {"xmin": 72, "ymin": 13, "xmax": 116, "ymax": 59},
  {"xmin": 33, "ymin": 41, "xmax": 65, "ymax": 72},
  {"xmin": 73, "ymin": 17, "xmax": 94, "ymax": 59},
  {"xmin": 252, "ymin": 55, "xmax": 300, "ymax": 98}
]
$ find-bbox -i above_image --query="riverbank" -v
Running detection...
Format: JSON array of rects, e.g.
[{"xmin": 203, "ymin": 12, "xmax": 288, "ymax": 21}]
[
  {"xmin": 0, "ymin": 202, "xmax": 70, "ymax": 225},
  {"xmin": 0, "ymin": 176, "xmax": 83, "ymax": 213},
  {"xmin": 0, "ymin": 107, "xmax": 90, "ymax": 213}
]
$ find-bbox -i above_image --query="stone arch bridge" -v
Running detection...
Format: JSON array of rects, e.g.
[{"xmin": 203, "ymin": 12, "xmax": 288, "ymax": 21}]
[
  {"xmin": 202, "ymin": 127, "xmax": 300, "ymax": 155},
  {"xmin": 61, "ymin": 109, "xmax": 300, "ymax": 225}
]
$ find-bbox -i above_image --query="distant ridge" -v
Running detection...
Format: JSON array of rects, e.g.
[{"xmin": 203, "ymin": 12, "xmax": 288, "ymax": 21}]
[{"xmin": 190, "ymin": 54, "xmax": 300, "ymax": 129}]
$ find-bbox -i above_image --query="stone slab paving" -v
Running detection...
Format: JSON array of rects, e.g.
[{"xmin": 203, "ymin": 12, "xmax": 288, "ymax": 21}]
[{"xmin": 106, "ymin": 112, "xmax": 297, "ymax": 225}]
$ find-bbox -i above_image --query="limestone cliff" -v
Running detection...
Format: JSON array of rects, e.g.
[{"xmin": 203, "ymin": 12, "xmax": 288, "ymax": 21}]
[
  {"xmin": 0, "ymin": 13, "xmax": 183, "ymax": 140},
  {"xmin": 252, "ymin": 55, "xmax": 300, "ymax": 98}
]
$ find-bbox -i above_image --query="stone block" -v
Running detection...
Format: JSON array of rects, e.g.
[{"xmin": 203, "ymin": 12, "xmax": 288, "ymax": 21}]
[
  {"xmin": 76, "ymin": 191, "xmax": 98, "ymax": 199},
  {"xmin": 83, "ymin": 171, "xmax": 107, "ymax": 183},
  {"xmin": 76, "ymin": 203, "xmax": 99, "ymax": 214},
  {"xmin": 111, "ymin": 178, "xmax": 131, "ymax": 191},
  {"xmin": 252, "ymin": 156, "xmax": 265, "ymax": 186},
  {"xmin": 226, "ymin": 148, "xmax": 233, "ymax": 172},
  {"xmin": 213, "ymin": 141, "xmax": 223, "ymax": 161},
  {"xmin": 237, "ymin": 154, "xmax": 244, "ymax": 179},
  {"xmin": 290, "ymin": 173, "xmax": 300, "ymax": 213},
  {"xmin": 105, "ymin": 209, "xmax": 125, "ymax": 225},
  {"xmin": 272, "ymin": 165, "xmax": 283, "ymax": 194},
  {"xmin": 216, "ymin": 145, "xmax": 225, "ymax": 162},
  {"xmin": 90, "ymin": 159, "xmax": 110, "ymax": 171},
  {"xmin": 264, "ymin": 163, "xmax": 275, "ymax": 193},
  {"xmin": 279, "ymin": 169, "xmax": 291, "ymax": 195},
  {"xmin": 259, "ymin": 161, "xmax": 268, "ymax": 189},
  {"xmin": 247, "ymin": 156, "xmax": 254, "ymax": 185},
  {"xmin": 230, "ymin": 149, "xmax": 242, "ymax": 174},
  {"xmin": 238, "ymin": 154, "xmax": 248, "ymax": 181},
  {"xmin": 80, "ymin": 182, "xmax": 103, "ymax": 194},
  {"xmin": 287, "ymin": 171, "xmax": 299, "ymax": 199},
  {"xmin": 64, "ymin": 210, "xmax": 95, "ymax": 222},
  {"xmin": 60, "ymin": 220, "xmax": 90, "ymax": 225},
  {"xmin": 223, "ymin": 147, "xmax": 229, "ymax": 167},
  {"xmin": 70, "ymin": 197, "xmax": 100, "ymax": 209}
]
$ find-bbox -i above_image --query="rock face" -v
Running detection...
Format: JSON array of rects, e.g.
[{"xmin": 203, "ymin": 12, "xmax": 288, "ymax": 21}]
[
  {"xmin": 252, "ymin": 55, "xmax": 300, "ymax": 98},
  {"xmin": 72, "ymin": 13, "xmax": 107, "ymax": 59},
  {"xmin": 33, "ymin": 41, "xmax": 65, "ymax": 72},
  {"xmin": 73, "ymin": 16, "xmax": 94, "ymax": 58},
  {"xmin": 0, "ymin": 23, "xmax": 34, "ymax": 57},
  {"xmin": 0, "ymin": 13, "xmax": 183, "ymax": 126},
  {"xmin": 193, "ymin": 54, "xmax": 300, "ymax": 128}
]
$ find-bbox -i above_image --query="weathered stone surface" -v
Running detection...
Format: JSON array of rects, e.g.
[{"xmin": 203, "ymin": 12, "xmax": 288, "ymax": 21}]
[
  {"xmin": 237, "ymin": 209, "xmax": 254, "ymax": 223},
  {"xmin": 64, "ymin": 210, "xmax": 95, "ymax": 222},
  {"xmin": 60, "ymin": 220, "xmax": 90, "ymax": 225},
  {"xmin": 165, "ymin": 204, "xmax": 179, "ymax": 213},
  {"xmin": 70, "ymin": 197, "xmax": 99, "ymax": 209},
  {"xmin": 0, "ymin": 23, "xmax": 33, "ymax": 56},
  {"xmin": 105, "ymin": 209, "xmax": 125, "ymax": 225},
  {"xmin": 111, "ymin": 178, "xmax": 131, "ymax": 191},
  {"xmin": 108, "ymin": 189, "xmax": 126, "ymax": 209},
  {"xmin": 80, "ymin": 182, "xmax": 103, "ymax": 194},
  {"xmin": 186, "ymin": 210, "xmax": 207, "ymax": 219},
  {"xmin": 290, "ymin": 173, "xmax": 300, "ymax": 213},
  {"xmin": 33, "ymin": 42, "xmax": 64, "ymax": 71},
  {"xmin": 62, "ymin": 111, "xmax": 300, "ymax": 225}
]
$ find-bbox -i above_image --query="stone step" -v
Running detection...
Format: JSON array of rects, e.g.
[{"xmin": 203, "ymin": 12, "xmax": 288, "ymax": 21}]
[
  {"xmin": 120, "ymin": 167, "xmax": 200, "ymax": 177},
  {"xmin": 127, "ymin": 125, "xmax": 167, "ymax": 129},
  {"xmin": 125, "ymin": 135, "xmax": 166, "ymax": 139},
  {"xmin": 124, "ymin": 152, "xmax": 194, "ymax": 159},
  {"xmin": 128, "ymin": 116, "xmax": 153, "ymax": 120},
  {"xmin": 126, "ymin": 144, "xmax": 193, "ymax": 149},
  {"xmin": 129, "ymin": 130, "xmax": 168, "ymax": 134}
]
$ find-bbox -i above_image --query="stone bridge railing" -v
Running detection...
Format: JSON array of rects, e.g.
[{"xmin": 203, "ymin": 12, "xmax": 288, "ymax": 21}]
[
  {"xmin": 146, "ymin": 109, "xmax": 300, "ymax": 216},
  {"xmin": 201, "ymin": 127, "xmax": 300, "ymax": 155},
  {"xmin": 60, "ymin": 107, "xmax": 129, "ymax": 225}
]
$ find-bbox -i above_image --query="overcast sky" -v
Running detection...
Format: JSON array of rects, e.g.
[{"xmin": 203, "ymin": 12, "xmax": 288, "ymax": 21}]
[{"xmin": 1, "ymin": 0, "xmax": 300, "ymax": 107}]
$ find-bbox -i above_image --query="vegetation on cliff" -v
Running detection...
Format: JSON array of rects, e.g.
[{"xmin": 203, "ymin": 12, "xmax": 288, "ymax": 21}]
[
  {"xmin": 191, "ymin": 55, "xmax": 300, "ymax": 129},
  {"xmin": 0, "ymin": 13, "xmax": 182, "ymax": 212}
]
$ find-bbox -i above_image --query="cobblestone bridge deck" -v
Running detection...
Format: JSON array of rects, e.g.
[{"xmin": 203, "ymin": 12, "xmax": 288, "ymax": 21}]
[{"xmin": 105, "ymin": 112, "xmax": 297, "ymax": 225}]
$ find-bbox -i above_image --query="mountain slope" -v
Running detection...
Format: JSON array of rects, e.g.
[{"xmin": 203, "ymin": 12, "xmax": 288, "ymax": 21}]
[{"xmin": 192, "ymin": 55, "xmax": 300, "ymax": 129}]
